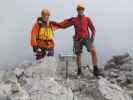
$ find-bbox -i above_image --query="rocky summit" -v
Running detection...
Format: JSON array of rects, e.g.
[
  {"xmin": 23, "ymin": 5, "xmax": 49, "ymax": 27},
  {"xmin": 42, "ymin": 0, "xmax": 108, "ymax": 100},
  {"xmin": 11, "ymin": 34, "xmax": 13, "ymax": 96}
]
[
  {"xmin": 0, "ymin": 54, "xmax": 132, "ymax": 100},
  {"xmin": 104, "ymin": 53, "xmax": 133, "ymax": 99}
]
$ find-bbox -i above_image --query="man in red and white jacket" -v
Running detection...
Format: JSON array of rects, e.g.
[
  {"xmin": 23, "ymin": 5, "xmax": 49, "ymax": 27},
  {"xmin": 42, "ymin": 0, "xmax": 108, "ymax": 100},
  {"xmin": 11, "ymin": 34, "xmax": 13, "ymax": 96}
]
[{"xmin": 55, "ymin": 4, "xmax": 101, "ymax": 77}]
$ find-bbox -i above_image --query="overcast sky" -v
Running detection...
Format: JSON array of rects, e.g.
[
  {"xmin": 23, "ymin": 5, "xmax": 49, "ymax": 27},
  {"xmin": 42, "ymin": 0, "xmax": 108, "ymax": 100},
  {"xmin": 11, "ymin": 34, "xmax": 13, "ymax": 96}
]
[{"xmin": 0, "ymin": 0, "xmax": 133, "ymax": 67}]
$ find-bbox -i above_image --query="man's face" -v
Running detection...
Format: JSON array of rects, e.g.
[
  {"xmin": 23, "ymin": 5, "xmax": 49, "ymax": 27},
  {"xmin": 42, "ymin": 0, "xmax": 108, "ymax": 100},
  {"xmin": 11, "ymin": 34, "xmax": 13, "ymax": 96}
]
[
  {"xmin": 77, "ymin": 9, "xmax": 84, "ymax": 16},
  {"xmin": 42, "ymin": 15, "xmax": 49, "ymax": 22}
]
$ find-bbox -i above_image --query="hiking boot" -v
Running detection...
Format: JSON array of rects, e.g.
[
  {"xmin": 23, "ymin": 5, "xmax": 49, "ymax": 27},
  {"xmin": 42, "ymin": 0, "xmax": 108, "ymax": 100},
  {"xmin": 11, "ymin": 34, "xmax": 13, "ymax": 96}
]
[
  {"xmin": 77, "ymin": 66, "xmax": 83, "ymax": 76},
  {"xmin": 93, "ymin": 65, "xmax": 101, "ymax": 77}
]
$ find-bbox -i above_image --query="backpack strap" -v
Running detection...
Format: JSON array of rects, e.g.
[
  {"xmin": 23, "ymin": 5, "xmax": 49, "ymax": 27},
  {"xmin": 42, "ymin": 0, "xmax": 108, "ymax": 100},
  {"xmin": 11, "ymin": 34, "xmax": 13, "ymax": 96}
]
[
  {"xmin": 49, "ymin": 21, "xmax": 54, "ymax": 37},
  {"xmin": 36, "ymin": 17, "xmax": 43, "ymax": 40},
  {"xmin": 36, "ymin": 23, "xmax": 41, "ymax": 40}
]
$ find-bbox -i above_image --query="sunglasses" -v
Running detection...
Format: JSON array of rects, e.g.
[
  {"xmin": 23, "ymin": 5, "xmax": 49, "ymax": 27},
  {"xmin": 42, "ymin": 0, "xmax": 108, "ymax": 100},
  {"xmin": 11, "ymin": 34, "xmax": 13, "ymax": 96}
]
[{"xmin": 77, "ymin": 8, "xmax": 85, "ymax": 11}]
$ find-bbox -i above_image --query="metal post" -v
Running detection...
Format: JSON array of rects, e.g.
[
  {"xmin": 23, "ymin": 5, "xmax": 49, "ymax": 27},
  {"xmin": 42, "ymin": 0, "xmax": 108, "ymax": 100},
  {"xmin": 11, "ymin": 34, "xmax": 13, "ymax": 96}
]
[{"xmin": 66, "ymin": 59, "xmax": 68, "ymax": 79}]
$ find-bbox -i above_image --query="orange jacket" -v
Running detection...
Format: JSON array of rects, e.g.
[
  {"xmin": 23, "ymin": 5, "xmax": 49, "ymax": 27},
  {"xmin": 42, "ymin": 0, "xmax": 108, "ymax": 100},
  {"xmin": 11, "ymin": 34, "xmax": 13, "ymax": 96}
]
[{"xmin": 31, "ymin": 20, "xmax": 59, "ymax": 48}]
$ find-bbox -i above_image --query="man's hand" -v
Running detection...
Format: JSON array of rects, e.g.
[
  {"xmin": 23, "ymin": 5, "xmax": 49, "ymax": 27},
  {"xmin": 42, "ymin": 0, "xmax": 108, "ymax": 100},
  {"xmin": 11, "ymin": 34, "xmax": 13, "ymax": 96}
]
[
  {"xmin": 50, "ymin": 21, "xmax": 58, "ymax": 25},
  {"xmin": 33, "ymin": 46, "xmax": 38, "ymax": 52},
  {"xmin": 50, "ymin": 21, "xmax": 61, "ymax": 27},
  {"xmin": 90, "ymin": 35, "xmax": 94, "ymax": 43}
]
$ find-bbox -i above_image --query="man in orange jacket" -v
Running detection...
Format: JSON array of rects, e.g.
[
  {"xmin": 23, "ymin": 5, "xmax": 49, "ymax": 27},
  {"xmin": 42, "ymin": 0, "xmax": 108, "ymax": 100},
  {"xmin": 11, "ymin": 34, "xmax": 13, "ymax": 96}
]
[
  {"xmin": 31, "ymin": 8, "xmax": 59, "ymax": 60},
  {"xmin": 53, "ymin": 4, "xmax": 101, "ymax": 77}
]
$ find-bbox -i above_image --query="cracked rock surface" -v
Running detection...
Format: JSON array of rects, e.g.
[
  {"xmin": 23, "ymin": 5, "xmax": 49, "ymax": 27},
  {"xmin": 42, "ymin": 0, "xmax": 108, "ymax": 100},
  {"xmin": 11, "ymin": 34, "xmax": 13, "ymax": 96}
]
[{"xmin": 0, "ymin": 55, "xmax": 132, "ymax": 100}]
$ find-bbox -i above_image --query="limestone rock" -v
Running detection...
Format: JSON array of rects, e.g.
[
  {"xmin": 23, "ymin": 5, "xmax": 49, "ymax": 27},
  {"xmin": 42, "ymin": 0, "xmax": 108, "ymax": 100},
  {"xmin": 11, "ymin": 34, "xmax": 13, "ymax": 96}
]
[{"xmin": 0, "ymin": 57, "xmax": 75, "ymax": 100}]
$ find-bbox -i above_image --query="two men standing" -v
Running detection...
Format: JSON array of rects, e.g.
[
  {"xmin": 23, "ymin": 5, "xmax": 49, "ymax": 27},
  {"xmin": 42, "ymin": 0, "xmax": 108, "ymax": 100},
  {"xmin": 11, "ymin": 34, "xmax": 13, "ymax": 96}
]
[{"xmin": 31, "ymin": 4, "xmax": 101, "ymax": 77}]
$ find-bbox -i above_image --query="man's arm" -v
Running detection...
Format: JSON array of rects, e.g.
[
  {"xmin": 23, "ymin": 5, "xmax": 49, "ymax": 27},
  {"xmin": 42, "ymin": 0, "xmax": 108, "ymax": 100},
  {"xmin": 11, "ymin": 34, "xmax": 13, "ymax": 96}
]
[
  {"xmin": 88, "ymin": 17, "xmax": 96, "ymax": 42},
  {"xmin": 31, "ymin": 23, "xmax": 39, "ymax": 47},
  {"xmin": 51, "ymin": 18, "xmax": 74, "ymax": 29},
  {"xmin": 88, "ymin": 17, "xmax": 96, "ymax": 36}
]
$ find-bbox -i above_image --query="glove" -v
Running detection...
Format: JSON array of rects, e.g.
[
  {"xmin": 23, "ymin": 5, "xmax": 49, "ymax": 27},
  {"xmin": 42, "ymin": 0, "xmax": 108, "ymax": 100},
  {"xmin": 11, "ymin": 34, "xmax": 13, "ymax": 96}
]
[
  {"xmin": 33, "ymin": 46, "xmax": 38, "ymax": 52},
  {"xmin": 90, "ymin": 35, "xmax": 94, "ymax": 43}
]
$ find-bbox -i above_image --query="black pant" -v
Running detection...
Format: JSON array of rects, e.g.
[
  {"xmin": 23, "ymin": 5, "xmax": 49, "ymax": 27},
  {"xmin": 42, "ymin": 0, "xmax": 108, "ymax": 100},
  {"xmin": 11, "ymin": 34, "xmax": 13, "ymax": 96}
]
[{"xmin": 41, "ymin": 48, "xmax": 54, "ymax": 56}]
